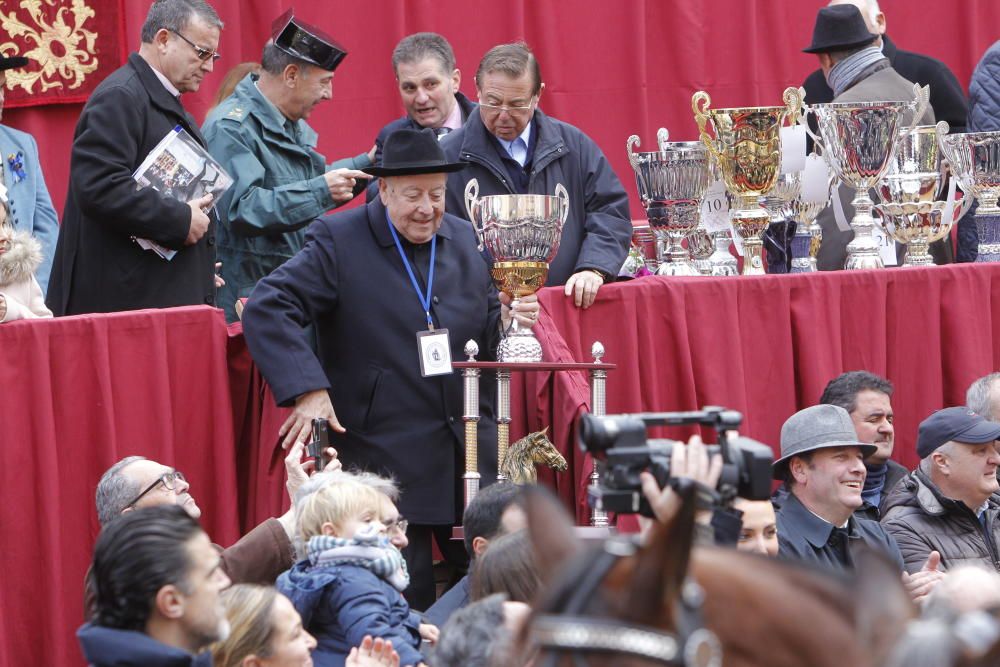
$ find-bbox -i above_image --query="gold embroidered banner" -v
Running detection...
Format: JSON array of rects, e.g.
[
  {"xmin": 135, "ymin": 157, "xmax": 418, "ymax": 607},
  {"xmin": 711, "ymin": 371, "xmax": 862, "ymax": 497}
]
[{"xmin": 0, "ymin": 0, "xmax": 125, "ymax": 108}]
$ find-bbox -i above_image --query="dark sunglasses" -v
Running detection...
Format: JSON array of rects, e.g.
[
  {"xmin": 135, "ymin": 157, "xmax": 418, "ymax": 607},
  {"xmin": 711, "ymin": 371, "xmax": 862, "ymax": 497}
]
[{"xmin": 168, "ymin": 29, "xmax": 221, "ymax": 62}]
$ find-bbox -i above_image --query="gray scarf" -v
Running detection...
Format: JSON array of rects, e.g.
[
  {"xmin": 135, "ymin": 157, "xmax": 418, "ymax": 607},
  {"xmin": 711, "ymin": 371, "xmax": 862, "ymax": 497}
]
[{"xmin": 826, "ymin": 46, "xmax": 887, "ymax": 97}]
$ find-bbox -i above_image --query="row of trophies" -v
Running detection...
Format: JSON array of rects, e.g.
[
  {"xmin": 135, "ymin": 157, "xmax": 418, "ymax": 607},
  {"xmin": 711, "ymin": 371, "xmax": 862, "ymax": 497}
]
[{"xmin": 626, "ymin": 83, "xmax": 1000, "ymax": 276}]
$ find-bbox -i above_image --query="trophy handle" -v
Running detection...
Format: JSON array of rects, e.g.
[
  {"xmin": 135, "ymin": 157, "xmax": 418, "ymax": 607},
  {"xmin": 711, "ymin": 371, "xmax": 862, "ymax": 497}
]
[
  {"xmin": 782, "ymin": 86, "xmax": 805, "ymax": 127},
  {"xmin": 692, "ymin": 91, "xmax": 723, "ymax": 164},
  {"xmin": 905, "ymin": 84, "xmax": 931, "ymax": 136},
  {"xmin": 936, "ymin": 120, "xmax": 970, "ymax": 194},
  {"xmin": 656, "ymin": 127, "xmax": 670, "ymax": 153},
  {"xmin": 626, "ymin": 134, "xmax": 641, "ymax": 173},
  {"xmin": 464, "ymin": 179, "xmax": 485, "ymax": 250},
  {"xmin": 554, "ymin": 183, "xmax": 570, "ymax": 229},
  {"xmin": 799, "ymin": 107, "xmax": 827, "ymax": 158}
]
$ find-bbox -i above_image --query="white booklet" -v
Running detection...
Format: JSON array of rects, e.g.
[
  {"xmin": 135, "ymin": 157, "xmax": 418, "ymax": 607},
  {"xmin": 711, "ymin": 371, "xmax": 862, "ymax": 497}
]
[{"xmin": 131, "ymin": 125, "xmax": 233, "ymax": 260}]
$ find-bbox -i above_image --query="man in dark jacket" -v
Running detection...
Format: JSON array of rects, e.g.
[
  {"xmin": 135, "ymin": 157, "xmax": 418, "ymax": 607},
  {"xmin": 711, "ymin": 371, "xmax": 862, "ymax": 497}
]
[
  {"xmin": 441, "ymin": 42, "xmax": 631, "ymax": 309},
  {"xmin": 802, "ymin": 4, "xmax": 940, "ymax": 271},
  {"xmin": 78, "ymin": 505, "xmax": 228, "ymax": 667},
  {"xmin": 802, "ymin": 0, "xmax": 967, "ymax": 132},
  {"xmin": 242, "ymin": 128, "xmax": 539, "ymax": 610},
  {"xmin": 820, "ymin": 371, "xmax": 908, "ymax": 520},
  {"xmin": 203, "ymin": 12, "xmax": 371, "ymax": 322},
  {"xmin": 882, "ymin": 407, "xmax": 1000, "ymax": 574},
  {"xmin": 47, "ymin": 0, "xmax": 223, "ymax": 315},
  {"xmin": 774, "ymin": 404, "xmax": 904, "ymax": 571}
]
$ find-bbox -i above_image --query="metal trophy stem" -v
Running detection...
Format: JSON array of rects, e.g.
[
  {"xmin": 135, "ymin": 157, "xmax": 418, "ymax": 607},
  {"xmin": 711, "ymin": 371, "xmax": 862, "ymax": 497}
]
[
  {"xmin": 937, "ymin": 121, "xmax": 1000, "ymax": 262},
  {"xmin": 626, "ymin": 130, "xmax": 711, "ymax": 277},
  {"xmin": 462, "ymin": 341, "xmax": 481, "ymax": 507},
  {"xmin": 708, "ymin": 230, "xmax": 738, "ymax": 276},
  {"xmin": 496, "ymin": 368, "xmax": 511, "ymax": 482},
  {"xmin": 692, "ymin": 87, "xmax": 804, "ymax": 276},
  {"xmin": 465, "ymin": 179, "xmax": 570, "ymax": 363},
  {"xmin": 803, "ymin": 83, "xmax": 929, "ymax": 270},
  {"xmin": 588, "ymin": 342, "xmax": 609, "ymax": 528}
]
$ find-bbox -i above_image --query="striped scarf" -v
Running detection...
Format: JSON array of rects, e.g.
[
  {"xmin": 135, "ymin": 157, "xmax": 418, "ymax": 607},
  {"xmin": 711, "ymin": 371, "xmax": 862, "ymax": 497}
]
[
  {"xmin": 307, "ymin": 525, "xmax": 410, "ymax": 591},
  {"xmin": 826, "ymin": 46, "xmax": 887, "ymax": 97}
]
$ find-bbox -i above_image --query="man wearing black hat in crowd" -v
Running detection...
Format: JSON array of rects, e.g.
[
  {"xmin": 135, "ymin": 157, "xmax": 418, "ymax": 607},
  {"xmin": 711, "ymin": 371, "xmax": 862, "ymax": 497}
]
[
  {"xmin": 882, "ymin": 407, "xmax": 1000, "ymax": 574},
  {"xmin": 242, "ymin": 127, "xmax": 540, "ymax": 610},
  {"xmin": 0, "ymin": 53, "xmax": 59, "ymax": 295},
  {"xmin": 203, "ymin": 11, "xmax": 373, "ymax": 323},
  {"xmin": 803, "ymin": 3, "xmax": 939, "ymax": 271},
  {"xmin": 47, "ymin": 0, "xmax": 223, "ymax": 315}
]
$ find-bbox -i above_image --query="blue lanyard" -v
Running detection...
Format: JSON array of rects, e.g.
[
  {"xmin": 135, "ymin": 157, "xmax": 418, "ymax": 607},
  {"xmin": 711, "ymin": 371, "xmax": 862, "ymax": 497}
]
[{"xmin": 386, "ymin": 212, "xmax": 436, "ymax": 330}]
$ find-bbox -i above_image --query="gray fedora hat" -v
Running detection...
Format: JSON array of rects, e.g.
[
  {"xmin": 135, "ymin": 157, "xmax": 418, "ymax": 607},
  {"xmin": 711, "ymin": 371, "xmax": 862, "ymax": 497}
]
[{"xmin": 772, "ymin": 404, "xmax": 877, "ymax": 479}]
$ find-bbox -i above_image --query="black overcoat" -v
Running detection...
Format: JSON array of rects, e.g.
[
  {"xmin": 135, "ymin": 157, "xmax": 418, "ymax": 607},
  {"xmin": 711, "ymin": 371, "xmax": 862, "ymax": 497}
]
[
  {"xmin": 243, "ymin": 197, "xmax": 501, "ymax": 524},
  {"xmin": 46, "ymin": 53, "xmax": 216, "ymax": 315}
]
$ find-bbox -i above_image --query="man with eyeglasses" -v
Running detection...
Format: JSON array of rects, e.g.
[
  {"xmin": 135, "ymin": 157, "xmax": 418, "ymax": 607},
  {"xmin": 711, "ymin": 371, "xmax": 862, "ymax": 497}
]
[
  {"xmin": 441, "ymin": 42, "xmax": 631, "ymax": 309},
  {"xmin": 203, "ymin": 11, "xmax": 373, "ymax": 323},
  {"xmin": 47, "ymin": 0, "xmax": 224, "ymax": 316}
]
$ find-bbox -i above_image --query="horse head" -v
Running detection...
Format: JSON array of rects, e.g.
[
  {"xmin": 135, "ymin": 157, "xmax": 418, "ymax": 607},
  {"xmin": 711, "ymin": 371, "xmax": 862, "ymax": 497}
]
[
  {"xmin": 517, "ymin": 484, "xmax": 916, "ymax": 667},
  {"xmin": 502, "ymin": 427, "xmax": 568, "ymax": 484}
]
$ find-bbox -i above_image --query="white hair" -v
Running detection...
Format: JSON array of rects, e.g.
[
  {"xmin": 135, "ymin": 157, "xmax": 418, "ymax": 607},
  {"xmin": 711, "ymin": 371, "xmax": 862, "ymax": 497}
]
[{"xmin": 967, "ymin": 373, "xmax": 1000, "ymax": 422}]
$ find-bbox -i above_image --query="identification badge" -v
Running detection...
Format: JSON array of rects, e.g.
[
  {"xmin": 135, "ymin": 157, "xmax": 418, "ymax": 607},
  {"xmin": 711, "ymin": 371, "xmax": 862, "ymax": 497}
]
[{"xmin": 417, "ymin": 328, "xmax": 452, "ymax": 377}]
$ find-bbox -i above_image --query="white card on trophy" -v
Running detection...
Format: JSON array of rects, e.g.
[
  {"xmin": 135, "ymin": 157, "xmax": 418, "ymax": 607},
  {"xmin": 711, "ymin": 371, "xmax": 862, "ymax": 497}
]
[
  {"xmin": 700, "ymin": 180, "xmax": 730, "ymax": 234},
  {"xmin": 872, "ymin": 223, "xmax": 898, "ymax": 267},
  {"xmin": 780, "ymin": 126, "xmax": 807, "ymax": 175},
  {"xmin": 801, "ymin": 153, "xmax": 831, "ymax": 204}
]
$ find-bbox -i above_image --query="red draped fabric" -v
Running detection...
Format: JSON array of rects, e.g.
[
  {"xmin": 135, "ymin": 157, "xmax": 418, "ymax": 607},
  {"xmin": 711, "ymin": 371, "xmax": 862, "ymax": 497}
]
[{"xmin": 5, "ymin": 0, "xmax": 1000, "ymax": 219}]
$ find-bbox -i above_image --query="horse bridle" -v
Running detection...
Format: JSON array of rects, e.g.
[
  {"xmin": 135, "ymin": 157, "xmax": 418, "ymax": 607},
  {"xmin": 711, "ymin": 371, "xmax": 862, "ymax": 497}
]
[{"xmin": 529, "ymin": 536, "xmax": 723, "ymax": 667}]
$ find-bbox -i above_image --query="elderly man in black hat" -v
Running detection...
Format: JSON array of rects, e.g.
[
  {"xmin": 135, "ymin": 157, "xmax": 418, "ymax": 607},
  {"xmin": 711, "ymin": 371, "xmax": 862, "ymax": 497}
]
[
  {"xmin": 0, "ymin": 53, "xmax": 59, "ymax": 297},
  {"xmin": 204, "ymin": 11, "xmax": 374, "ymax": 322},
  {"xmin": 773, "ymin": 404, "xmax": 904, "ymax": 571},
  {"xmin": 803, "ymin": 3, "xmax": 941, "ymax": 271},
  {"xmin": 243, "ymin": 127, "xmax": 538, "ymax": 609}
]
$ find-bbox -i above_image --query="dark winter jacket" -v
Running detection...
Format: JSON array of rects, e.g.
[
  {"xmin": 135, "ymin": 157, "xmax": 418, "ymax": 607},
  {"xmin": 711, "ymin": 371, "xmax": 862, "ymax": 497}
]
[
  {"xmin": 967, "ymin": 40, "xmax": 1000, "ymax": 134},
  {"xmin": 440, "ymin": 107, "xmax": 632, "ymax": 285},
  {"xmin": 277, "ymin": 560, "xmax": 423, "ymax": 667},
  {"xmin": 77, "ymin": 624, "xmax": 212, "ymax": 667},
  {"xmin": 881, "ymin": 469, "xmax": 1000, "ymax": 574}
]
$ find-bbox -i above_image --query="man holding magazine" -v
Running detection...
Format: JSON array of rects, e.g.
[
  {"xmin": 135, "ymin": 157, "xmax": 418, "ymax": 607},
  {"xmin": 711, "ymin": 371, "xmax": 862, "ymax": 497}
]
[{"xmin": 47, "ymin": 0, "xmax": 224, "ymax": 315}]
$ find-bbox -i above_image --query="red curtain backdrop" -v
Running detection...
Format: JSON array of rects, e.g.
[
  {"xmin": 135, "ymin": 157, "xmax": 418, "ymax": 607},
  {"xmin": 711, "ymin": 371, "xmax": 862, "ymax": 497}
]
[{"xmin": 5, "ymin": 0, "xmax": 1000, "ymax": 219}]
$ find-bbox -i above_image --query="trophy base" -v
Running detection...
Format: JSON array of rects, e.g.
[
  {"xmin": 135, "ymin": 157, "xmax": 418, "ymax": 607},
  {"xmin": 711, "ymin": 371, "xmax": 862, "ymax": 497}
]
[
  {"xmin": 976, "ymin": 213, "xmax": 1000, "ymax": 263},
  {"xmin": 692, "ymin": 258, "xmax": 713, "ymax": 276},
  {"xmin": 902, "ymin": 253, "xmax": 934, "ymax": 266},
  {"xmin": 655, "ymin": 259, "xmax": 701, "ymax": 276},
  {"xmin": 844, "ymin": 251, "xmax": 884, "ymax": 271},
  {"xmin": 790, "ymin": 257, "xmax": 815, "ymax": 273},
  {"xmin": 498, "ymin": 330, "xmax": 543, "ymax": 363}
]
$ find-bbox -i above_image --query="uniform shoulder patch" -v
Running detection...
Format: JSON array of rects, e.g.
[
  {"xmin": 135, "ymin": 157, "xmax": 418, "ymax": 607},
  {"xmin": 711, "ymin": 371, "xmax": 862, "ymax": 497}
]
[{"xmin": 225, "ymin": 106, "xmax": 245, "ymax": 120}]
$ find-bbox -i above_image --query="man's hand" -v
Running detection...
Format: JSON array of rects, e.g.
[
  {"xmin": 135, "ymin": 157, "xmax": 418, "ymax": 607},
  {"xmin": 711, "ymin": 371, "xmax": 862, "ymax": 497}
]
[
  {"xmin": 325, "ymin": 168, "xmax": 371, "ymax": 203},
  {"xmin": 346, "ymin": 636, "xmax": 400, "ymax": 667},
  {"xmin": 284, "ymin": 439, "xmax": 342, "ymax": 500},
  {"xmin": 564, "ymin": 270, "xmax": 604, "ymax": 309},
  {"xmin": 418, "ymin": 623, "xmax": 439, "ymax": 644},
  {"xmin": 639, "ymin": 435, "xmax": 723, "ymax": 525},
  {"xmin": 499, "ymin": 292, "xmax": 540, "ymax": 330},
  {"xmin": 902, "ymin": 550, "xmax": 944, "ymax": 605},
  {"xmin": 185, "ymin": 193, "xmax": 213, "ymax": 245},
  {"xmin": 279, "ymin": 389, "xmax": 345, "ymax": 450}
]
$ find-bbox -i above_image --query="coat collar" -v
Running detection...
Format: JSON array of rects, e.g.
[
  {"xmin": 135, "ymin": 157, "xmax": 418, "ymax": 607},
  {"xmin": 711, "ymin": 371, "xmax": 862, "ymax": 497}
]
[
  {"xmin": 232, "ymin": 74, "xmax": 319, "ymax": 147},
  {"xmin": 126, "ymin": 53, "xmax": 205, "ymax": 146},
  {"xmin": 365, "ymin": 196, "xmax": 453, "ymax": 249},
  {"xmin": 457, "ymin": 107, "xmax": 567, "ymax": 170},
  {"xmin": 780, "ymin": 492, "xmax": 859, "ymax": 548},
  {"xmin": 881, "ymin": 34, "xmax": 899, "ymax": 63},
  {"xmin": 910, "ymin": 468, "xmax": 1000, "ymax": 517},
  {"xmin": 77, "ymin": 623, "xmax": 200, "ymax": 667}
]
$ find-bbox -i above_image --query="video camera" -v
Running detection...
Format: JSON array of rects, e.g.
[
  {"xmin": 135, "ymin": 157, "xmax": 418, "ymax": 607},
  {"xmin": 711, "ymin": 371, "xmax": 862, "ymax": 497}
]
[{"xmin": 578, "ymin": 407, "xmax": 774, "ymax": 518}]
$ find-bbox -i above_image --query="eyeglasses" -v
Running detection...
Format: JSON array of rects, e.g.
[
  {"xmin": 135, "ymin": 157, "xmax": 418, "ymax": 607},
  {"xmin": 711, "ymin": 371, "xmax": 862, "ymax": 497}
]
[
  {"xmin": 168, "ymin": 29, "xmax": 221, "ymax": 62},
  {"xmin": 126, "ymin": 470, "xmax": 187, "ymax": 508},
  {"xmin": 384, "ymin": 517, "xmax": 409, "ymax": 535},
  {"xmin": 479, "ymin": 98, "xmax": 536, "ymax": 117}
]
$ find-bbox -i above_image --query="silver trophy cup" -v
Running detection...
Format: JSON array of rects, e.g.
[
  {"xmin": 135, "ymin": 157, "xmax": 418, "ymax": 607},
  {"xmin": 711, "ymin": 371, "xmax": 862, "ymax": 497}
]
[
  {"xmin": 465, "ymin": 179, "xmax": 569, "ymax": 363},
  {"xmin": 803, "ymin": 83, "xmax": 929, "ymax": 270},
  {"xmin": 937, "ymin": 122, "xmax": 1000, "ymax": 262},
  {"xmin": 626, "ymin": 128, "xmax": 712, "ymax": 276}
]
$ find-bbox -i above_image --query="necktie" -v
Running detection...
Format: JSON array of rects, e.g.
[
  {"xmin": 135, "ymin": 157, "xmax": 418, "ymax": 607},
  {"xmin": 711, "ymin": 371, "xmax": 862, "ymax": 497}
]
[{"xmin": 435, "ymin": 127, "xmax": 452, "ymax": 140}]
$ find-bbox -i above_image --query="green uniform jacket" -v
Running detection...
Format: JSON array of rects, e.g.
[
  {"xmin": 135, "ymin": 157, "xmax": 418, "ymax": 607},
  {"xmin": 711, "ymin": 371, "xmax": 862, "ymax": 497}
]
[{"xmin": 203, "ymin": 73, "xmax": 370, "ymax": 322}]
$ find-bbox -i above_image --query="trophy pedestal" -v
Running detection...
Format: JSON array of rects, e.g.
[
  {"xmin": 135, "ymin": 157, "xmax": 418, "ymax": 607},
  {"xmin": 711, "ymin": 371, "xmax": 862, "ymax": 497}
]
[
  {"xmin": 732, "ymin": 205, "xmax": 770, "ymax": 276},
  {"xmin": 976, "ymin": 212, "xmax": 1000, "ymax": 263},
  {"xmin": 497, "ymin": 330, "xmax": 543, "ymax": 363},
  {"xmin": 789, "ymin": 227, "xmax": 815, "ymax": 273},
  {"xmin": 708, "ymin": 231, "xmax": 738, "ymax": 276},
  {"xmin": 902, "ymin": 236, "xmax": 934, "ymax": 266},
  {"xmin": 845, "ymin": 192, "xmax": 885, "ymax": 270}
]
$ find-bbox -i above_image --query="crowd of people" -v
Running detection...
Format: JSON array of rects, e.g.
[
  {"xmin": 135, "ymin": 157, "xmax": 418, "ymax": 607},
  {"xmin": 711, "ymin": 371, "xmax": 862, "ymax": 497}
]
[{"xmin": 6, "ymin": 0, "xmax": 1000, "ymax": 664}]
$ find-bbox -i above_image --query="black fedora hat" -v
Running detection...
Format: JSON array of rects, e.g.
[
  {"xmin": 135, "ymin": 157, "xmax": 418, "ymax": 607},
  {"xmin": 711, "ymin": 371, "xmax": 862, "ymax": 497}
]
[
  {"xmin": 0, "ymin": 54, "xmax": 28, "ymax": 71},
  {"xmin": 363, "ymin": 128, "xmax": 467, "ymax": 177},
  {"xmin": 803, "ymin": 4, "xmax": 879, "ymax": 54}
]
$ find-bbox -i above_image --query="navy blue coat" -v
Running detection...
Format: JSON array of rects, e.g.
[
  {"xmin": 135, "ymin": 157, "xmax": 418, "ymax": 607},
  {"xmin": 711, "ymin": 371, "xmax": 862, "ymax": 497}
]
[
  {"xmin": 278, "ymin": 560, "xmax": 423, "ymax": 667},
  {"xmin": 969, "ymin": 40, "xmax": 1000, "ymax": 133},
  {"xmin": 47, "ymin": 53, "xmax": 217, "ymax": 315},
  {"xmin": 77, "ymin": 624, "xmax": 212, "ymax": 667},
  {"xmin": 440, "ymin": 108, "xmax": 632, "ymax": 285},
  {"xmin": 242, "ymin": 198, "xmax": 501, "ymax": 524}
]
